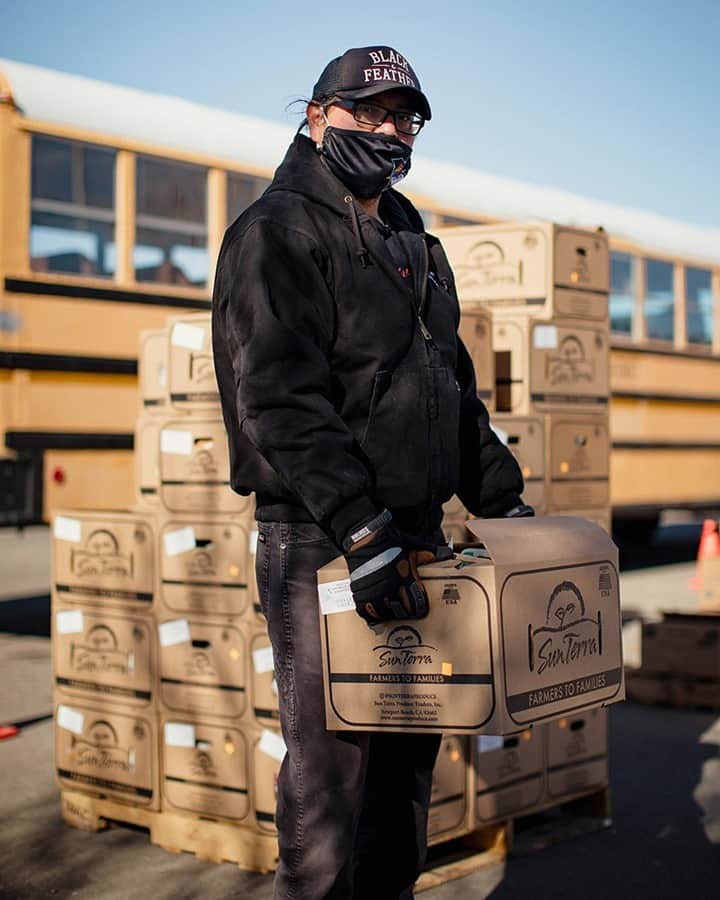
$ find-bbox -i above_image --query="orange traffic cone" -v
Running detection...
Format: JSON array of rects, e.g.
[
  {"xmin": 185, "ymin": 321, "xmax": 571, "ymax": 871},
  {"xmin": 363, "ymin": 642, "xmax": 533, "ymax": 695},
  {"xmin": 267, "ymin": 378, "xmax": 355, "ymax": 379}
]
[{"xmin": 690, "ymin": 519, "xmax": 720, "ymax": 590}]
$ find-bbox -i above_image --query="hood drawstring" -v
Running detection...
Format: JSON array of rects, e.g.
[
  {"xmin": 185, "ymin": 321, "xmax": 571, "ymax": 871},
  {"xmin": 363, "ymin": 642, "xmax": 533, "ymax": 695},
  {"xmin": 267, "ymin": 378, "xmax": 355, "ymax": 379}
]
[{"xmin": 344, "ymin": 195, "xmax": 369, "ymax": 269}]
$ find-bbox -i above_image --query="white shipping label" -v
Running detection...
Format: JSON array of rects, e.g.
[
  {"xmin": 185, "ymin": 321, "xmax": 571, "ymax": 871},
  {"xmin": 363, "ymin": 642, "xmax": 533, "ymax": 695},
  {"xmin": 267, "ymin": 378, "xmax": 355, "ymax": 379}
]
[
  {"xmin": 533, "ymin": 324, "xmax": 558, "ymax": 349},
  {"xmin": 477, "ymin": 735, "xmax": 505, "ymax": 754},
  {"xmin": 249, "ymin": 529, "xmax": 259, "ymax": 555},
  {"xmin": 56, "ymin": 609, "xmax": 84, "ymax": 635},
  {"xmin": 57, "ymin": 704, "xmax": 84, "ymax": 735},
  {"xmin": 171, "ymin": 322, "xmax": 205, "ymax": 351},
  {"xmin": 253, "ymin": 645, "xmax": 274, "ymax": 674},
  {"xmin": 157, "ymin": 363, "xmax": 168, "ymax": 389},
  {"xmin": 160, "ymin": 429, "xmax": 194, "ymax": 456},
  {"xmin": 490, "ymin": 424, "xmax": 509, "ymax": 446},
  {"xmin": 164, "ymin": 722, "xmax": 196, "ymax": 748},
  {"xmin": 163, "ymin": 526, "xmax": 196, "ymax": 557},
  {"xmin": 318, "ymin": 579, "xmax": 354, "ymax": 616},
  {"xmin": 54, "ymin": 515, "xmax": 82, "ymax": 543},
  {"xmin": 158, "ymin": 619, "xmax": 191, "ymax": 647},
  {"xmin": 259, "ymin": 729, "xmax": 286, "ymax": 762}
]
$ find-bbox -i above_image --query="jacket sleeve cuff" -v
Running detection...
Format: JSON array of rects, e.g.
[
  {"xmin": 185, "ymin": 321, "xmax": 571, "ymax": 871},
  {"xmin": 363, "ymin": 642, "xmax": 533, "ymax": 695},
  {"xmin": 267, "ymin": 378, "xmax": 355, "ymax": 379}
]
[{"xmin": 328, "ymin": 496, "xmax": 381, "ymax": 549}]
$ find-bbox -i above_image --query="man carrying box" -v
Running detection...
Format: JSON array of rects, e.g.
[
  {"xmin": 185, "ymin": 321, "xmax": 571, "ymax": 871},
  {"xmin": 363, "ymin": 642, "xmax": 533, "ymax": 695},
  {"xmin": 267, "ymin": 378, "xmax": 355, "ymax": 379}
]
[{"xmin": 212, "ymin": 44, "xmax": 531, "ymax": 900}]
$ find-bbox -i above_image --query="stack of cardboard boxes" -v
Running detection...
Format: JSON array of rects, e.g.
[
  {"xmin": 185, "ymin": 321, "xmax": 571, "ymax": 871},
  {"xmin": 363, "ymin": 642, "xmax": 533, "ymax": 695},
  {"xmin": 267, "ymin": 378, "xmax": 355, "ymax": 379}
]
[
  {"xmin": 52, "ymin": 312, "xmax": 284, "ymax": 848},
  {"xmin": 437, "ymin": 221, "xmax": 611, "ymax": 537},
  {"xmin": 52, "ymin": 292, "xmax": 619, "ymax": 862}
]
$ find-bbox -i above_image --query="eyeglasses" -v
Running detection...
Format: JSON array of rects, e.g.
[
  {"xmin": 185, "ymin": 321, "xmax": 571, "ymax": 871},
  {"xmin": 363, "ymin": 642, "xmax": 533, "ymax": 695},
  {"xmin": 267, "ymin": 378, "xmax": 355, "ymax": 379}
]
[{"xmin": 330, "ymin": 99, "xmax": 425, "ymax": 136}]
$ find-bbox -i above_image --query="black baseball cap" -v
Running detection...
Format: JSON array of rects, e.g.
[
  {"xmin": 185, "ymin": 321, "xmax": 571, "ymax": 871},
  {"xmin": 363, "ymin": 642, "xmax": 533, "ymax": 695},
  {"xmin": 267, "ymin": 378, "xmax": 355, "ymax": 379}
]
[{"xmin": 312, "ymin": 46, "xmax": 432, "ymax": 121}]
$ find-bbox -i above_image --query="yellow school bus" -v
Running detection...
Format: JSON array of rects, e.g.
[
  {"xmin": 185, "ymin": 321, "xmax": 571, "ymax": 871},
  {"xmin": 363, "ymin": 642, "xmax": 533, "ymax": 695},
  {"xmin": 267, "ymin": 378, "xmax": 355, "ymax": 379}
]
[{"xmin": 1, "ymin": 58, "xmax": 719, "ymax": 527}]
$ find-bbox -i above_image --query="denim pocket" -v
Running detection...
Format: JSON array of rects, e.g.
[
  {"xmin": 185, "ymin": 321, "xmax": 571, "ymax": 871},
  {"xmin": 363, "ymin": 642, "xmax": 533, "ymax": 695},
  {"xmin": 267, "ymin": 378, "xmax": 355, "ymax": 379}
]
[{"xmin": 285, "ymin": 522, "xmax": 333, "ymax": 546}]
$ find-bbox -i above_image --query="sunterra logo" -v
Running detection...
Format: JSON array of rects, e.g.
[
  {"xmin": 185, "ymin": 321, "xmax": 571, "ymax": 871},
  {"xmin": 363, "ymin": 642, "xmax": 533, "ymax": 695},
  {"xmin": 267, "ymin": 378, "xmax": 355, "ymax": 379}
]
[
  {"xmin": 72, "ymin": 719, "xmax": 134, "ymax": 772},
  {"xmin": 70, "ymin": 529, "xmax": 134, "ymax": 578},
  {"xmin": 454, "ymin": 240, "xmax": 523, "ymax": 292},
  {"xmin": 529, "ymin": 581, "xmax": 601, "ymax": 677},
  {"xmin": 70, "ymin": 623, "xmax": 133, "ymax": 676},
  {"xmin": 545, "ymin": 334, "xmax": 597, "ymax": 386},
  {"xmin": 373, "ymin": 626, "xmax": 438, "ymax": 668}
]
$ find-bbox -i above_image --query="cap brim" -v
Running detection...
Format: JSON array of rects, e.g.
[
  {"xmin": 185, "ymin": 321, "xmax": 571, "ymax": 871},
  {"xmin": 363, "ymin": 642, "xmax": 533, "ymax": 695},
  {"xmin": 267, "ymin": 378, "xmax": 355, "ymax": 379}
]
[{"xmin": 335, "ymin": 83, "xmax": 432, "ymax": 121}]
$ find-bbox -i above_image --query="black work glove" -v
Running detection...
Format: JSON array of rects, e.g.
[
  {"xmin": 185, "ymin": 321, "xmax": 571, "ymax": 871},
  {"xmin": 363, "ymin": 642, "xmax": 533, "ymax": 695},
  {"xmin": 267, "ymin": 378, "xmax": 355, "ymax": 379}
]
[
  {"xmin": 503, "ymin": 503, "xmax": 535, "ymax": 518},
  {"xmin": 342, "ymin": 509, "xmax": 451, "ymax": 625}
]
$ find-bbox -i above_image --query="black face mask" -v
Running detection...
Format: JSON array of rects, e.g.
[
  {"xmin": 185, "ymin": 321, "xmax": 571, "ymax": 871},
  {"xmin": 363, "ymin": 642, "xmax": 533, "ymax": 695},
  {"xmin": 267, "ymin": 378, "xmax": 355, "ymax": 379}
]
[{"xmin": 319, "ymin": 126, "xmax": 413, "ymax": 199}]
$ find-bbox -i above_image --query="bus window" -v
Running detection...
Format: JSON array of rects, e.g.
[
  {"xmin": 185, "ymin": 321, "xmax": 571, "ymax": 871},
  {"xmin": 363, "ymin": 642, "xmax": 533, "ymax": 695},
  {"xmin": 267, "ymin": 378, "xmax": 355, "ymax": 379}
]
[
  {"xmin": 610, "ymin": 251, "xmax": 634, "ymax": 335},
  {"xmin": 686, "ymin": 267, "xmax": 713, "ymax": 346},
  {"xmin": 645, "ymin": 258, "xmax": 674, "ymax": 342},
  {"xmin": 135, "ymin": 156, "xmax": 208, "ymax": 287},
  {"xmin": 227, "ymin": 173, "xmax": 270, "ymax": 225},
  {"xmin": 30, "ymin": 136, "xmax": 116, "ymax": 277},
  {"xmin": 439, "ymin": 214, "xmax": 485, "ymax": 227}
]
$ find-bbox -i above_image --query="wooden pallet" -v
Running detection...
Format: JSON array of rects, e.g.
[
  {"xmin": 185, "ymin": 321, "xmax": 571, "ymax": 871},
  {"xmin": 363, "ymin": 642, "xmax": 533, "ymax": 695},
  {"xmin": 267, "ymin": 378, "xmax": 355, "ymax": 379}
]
[
  {"xmin": 626, "ymin": 668, "xmax": 720, "ymax": 710},
  {"xmin": 61, "ymin": 785, "xmax": 609, "ymax": 889},
  {"xmin": 416, "ymin": 786, "xmax": 611, "ymax": 893},
  {"xmin": 61, "ymin": 790, "xmax": 279, "ymax": 873}
]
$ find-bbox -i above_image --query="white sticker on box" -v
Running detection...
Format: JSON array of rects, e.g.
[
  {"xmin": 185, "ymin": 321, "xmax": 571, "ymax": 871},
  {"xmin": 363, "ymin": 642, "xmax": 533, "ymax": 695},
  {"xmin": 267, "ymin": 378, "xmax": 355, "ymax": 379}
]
[
  {"xmin": 477, "ymin": 735, "xmax": 505, "ymax": 754},
  {"xmin": 56, "ymin": 609, "xmax": 84, "ymax": 635},
  {"xmin": 271, "ymin": 678, "xmax": 278, "ymax": 697},
  {"xmin": 160, "ymin": 429, "xmax": 194, "ymax": 456},
  {"xmin": 57, "ymin": 704, "xmax": 84, "ymax": 735},
  {"xmin": 171, "ymin": 322, "xmax": 205, "ymax": 351},
  {"xmin": 259, "ymin": 729, "xmax": 286, "ymax": 762},
  {"xmin": 490, "ymin": 424, "xmax": 508, "ymax": 446},
  {"xmin": 249, "ymin": 530, "xmax": 258, "ymax": 555},
  {"xmin": 622, "ymin": 619, "xmax": 642, "ymax": 670},
  {"xmin": 158, "ymin": 619, "xmax": 191, "ymax": 647},
  {"xmin": 164, "ymin": 722, "xmax": 196, "ymax": 748},
  {"xmin": 533, "ymin": 324, "xmax": 558, "ymax": 349},
  {"xmin": 157, "ymin": 363, "xmax": 167, "ymax": 389},
  {"xmin": 163, "ymin": 527, "xmax": 196, "ymax": 557},
  {"xmin": 253, "ymin": 645, "xmax": 274, "ymax": 674},
  {"xmin": 54, "ymin": 515, "xmax": 82, "ymax": 543},
  {"xmin": 318, "ymin": 579, "xmax": 354, "ymax": 615}
]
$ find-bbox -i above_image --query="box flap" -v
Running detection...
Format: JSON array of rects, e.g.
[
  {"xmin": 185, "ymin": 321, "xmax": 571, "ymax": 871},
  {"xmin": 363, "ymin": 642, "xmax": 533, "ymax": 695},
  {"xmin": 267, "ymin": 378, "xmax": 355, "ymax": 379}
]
[{"xmin": 464, "ymin": 516, "xmax": 615, "ymax": 567}]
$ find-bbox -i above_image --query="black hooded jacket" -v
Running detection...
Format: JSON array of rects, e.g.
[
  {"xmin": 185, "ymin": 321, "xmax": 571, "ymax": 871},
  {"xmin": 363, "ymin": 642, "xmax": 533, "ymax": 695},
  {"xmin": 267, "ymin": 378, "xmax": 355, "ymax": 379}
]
[{"xmin": 211, "ymin": 134, "xmax": 523, "ymax": 540}]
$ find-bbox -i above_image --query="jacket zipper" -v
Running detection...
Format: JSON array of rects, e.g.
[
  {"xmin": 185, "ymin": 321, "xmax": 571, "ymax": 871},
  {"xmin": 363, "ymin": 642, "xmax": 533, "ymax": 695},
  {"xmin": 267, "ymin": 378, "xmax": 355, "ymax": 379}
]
[{"xmin": 417, "ymin": 241, "xmax": 433, "ymax": 343}]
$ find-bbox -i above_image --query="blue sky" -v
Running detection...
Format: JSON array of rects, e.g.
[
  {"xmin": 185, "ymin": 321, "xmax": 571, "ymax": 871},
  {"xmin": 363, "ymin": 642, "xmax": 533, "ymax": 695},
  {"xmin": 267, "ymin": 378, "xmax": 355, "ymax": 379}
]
[{"xmin": 3, "ymin": 0, "xmax": 718, "ymax": 227}]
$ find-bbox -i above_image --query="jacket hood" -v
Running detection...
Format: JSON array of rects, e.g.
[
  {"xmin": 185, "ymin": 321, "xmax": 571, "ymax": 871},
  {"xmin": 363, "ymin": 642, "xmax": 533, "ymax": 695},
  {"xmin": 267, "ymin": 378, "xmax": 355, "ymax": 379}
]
[{"xmin": 267, "ymin": 134, "xmax": 425, "ymax": 234}]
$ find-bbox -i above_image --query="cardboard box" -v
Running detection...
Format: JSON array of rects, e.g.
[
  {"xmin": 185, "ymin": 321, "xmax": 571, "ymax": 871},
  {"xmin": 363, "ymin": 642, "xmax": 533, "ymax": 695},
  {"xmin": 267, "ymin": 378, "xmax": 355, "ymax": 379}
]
[
  {"xmin": 53, "ymin": 606, "xmax": 155, "ymax": 707},
  {"xmin": 641, "ymin": 615, "xmax": 720, "ymax": 679},
  {"xmin": 45, "ymin": 451, "xmax": 135, "ymax": 521},
  {"xmin": 474, "ymin": 729, "xmax": 544, "ymax": 823},
  {"xmin": 157, "ymin": 616, "xmax": 248, "ymax": 719},
  {"xmin": 249, "ymin": 629, "xmax": 280, "ymax": 727},
  {"xmin": 547, "ymin": 414, "xmax": 609, "ymax": 511},
  {"xmin": 545, "ymin": 707, "xmax": 608, "ymax": 801},
  {"xmin": 160, "ymin": 716, "xmax": 251, "ymax": 822},
  {"xmin": 458, "ymin": 308, "xmax": 494, "ymax": 408},
  {"xmin": 668, "ymin": 677, "xmax": 720, "ymax": 709},
  {"xmin": 317, "ymin": 517, "xmax": 624, "ymax": 734},
  {"xmin": 52, "ymin": 510, "xmax": 156, "ymax": 611},
  {"xmin": 428, "ymin": 735, "xmax": 472, "ymax": 843},
  {"xmin": 492, "ymin": 415, "xmax": 546, "ymax": 513},
  {"xmin": 252, "ymin": 727, "xmax": 286, "ymax": 833},
  {"xmin": 437, "ymin": 222, "xmax": 609, "ymax": 317},
  {"xmin": 138, "ymin": 329, "xmax": 169, "ymax": 415},
  {"xmin": 158, "ymin": 418, "xmax": 252, "ymax": 514},
  {"xmin": 54, "ymin": 701, "xmax": 159, "ymax": 809},
  {"xmin": 441, "ymin": 494, "xmax": 472, "ymax": 545},
  {"xmin": 247, "ymin": 526, "xmax": 265, "ymax": 624},
  {"xmin": 158, "ymin": 516, "xmax": 254, "ymax": 618},
  {"xmin": 493, "ymin": 316, "xmax": 610, "ymax": 416},
  {"xmin": 167, "ymin": 314, "xmax": 221, "ymax": 413}
]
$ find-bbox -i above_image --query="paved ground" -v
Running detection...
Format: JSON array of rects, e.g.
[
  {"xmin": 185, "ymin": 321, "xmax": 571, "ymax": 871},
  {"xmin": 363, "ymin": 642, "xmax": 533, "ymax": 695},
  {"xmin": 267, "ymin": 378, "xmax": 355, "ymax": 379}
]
[{"xmin": 2, "ymin": 525, "xmax": 720, "ymax": 898}]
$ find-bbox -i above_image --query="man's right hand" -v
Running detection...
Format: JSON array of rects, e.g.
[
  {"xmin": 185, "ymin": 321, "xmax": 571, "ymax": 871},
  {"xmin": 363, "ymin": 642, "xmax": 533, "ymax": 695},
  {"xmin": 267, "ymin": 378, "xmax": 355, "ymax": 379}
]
[{"xmin": 342, "ymin": 509, "xmax": 446, "ymax": 626}]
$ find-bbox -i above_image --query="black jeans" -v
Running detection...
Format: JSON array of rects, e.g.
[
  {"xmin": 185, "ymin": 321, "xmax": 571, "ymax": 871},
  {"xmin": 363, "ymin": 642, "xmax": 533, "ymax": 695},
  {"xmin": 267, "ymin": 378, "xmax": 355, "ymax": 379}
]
[{"xmin": 256, "ymin": 521, "xmax": 441, "ymax": 900}]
